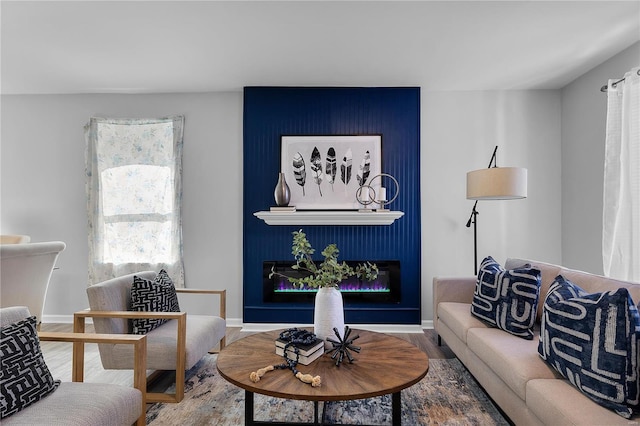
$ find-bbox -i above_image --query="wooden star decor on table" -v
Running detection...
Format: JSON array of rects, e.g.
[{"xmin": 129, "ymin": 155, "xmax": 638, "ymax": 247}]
[{"xmin": 325, "ymin": 326, "xmax": 361, "ymax": 367}]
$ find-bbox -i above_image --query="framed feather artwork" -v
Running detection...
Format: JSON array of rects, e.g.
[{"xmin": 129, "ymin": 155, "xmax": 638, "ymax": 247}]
[{"xmin": 281, "ymin": 135, "xmax": 382, "ymax": 210}]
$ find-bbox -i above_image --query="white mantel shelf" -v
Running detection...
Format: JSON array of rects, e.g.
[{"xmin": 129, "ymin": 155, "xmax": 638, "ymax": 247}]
[{"xmin": 254, "ymin": 210, "xmax": 404, "ymax": 226}]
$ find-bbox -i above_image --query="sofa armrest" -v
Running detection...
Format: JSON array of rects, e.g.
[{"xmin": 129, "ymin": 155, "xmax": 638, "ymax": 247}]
[
  {"xmin": 175, "ymin": 288, "xmax": 226, "ymax": 349},
  {"xmin": 38, "ymin": 331, "xmax": 147, "ymax": 426},
  {"xmin": 432, "ymin": 276, "xmax": 476, "ymax": 320}
]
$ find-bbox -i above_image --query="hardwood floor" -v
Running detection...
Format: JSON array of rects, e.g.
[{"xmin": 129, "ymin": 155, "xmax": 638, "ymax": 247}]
[{"xmin": 39, "ymin": 324, "xmax": 454, "ymax": 390}]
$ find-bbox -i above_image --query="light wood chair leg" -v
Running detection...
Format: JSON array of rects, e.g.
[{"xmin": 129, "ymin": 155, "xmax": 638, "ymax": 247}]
[{"xmin": 72, "ymin": 315, "xmax": 85, "ymax": 382}]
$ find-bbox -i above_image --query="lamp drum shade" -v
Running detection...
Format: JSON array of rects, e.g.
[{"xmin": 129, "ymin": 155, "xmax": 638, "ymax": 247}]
[{"xmin": 467, "ymin": 167, "xmax": 527, "ymax": 200}]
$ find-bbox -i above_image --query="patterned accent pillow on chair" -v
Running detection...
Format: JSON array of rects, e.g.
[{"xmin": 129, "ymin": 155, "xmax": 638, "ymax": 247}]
[
  {"xmin": 1, "ymin": 316, "xmax": 60, "ymax": 419},
  {"xmin": 130, "ymin": 269, "xmax": 181, "ymax": 335},
  {"xmin": 538, "ymin": 275, "xmax": 640, "ymax": 418},
  {"xmin": 470, "ymin": 256, "xmax": 542, "ymax": 339}
]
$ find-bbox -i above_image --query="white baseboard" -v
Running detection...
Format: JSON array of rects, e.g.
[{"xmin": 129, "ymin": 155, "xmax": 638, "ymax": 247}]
[
  {"xmin": 225, "ymin": 318, "xmax": 244, "ymax": 328},
  {"xmin": 422, "ymin": 320, "xmax": 434, "ymax": 329}
]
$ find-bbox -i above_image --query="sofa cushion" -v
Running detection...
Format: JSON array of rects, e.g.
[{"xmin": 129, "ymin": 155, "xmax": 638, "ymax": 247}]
[
  {"xmin": 0, "ymin": 316, "xmax": 60, "ymax": 419},
  {"xmin": 130, "ymin": 269, "xmax": 181, "ymax": 334},
  {"xmin": 467, "ymin": 327, "xmax": 561, "ymax": 401},
  {"xmin": 438, "ymin": 302, "xmax": 489, "ymax": 344},
  {"xmin": 527, "ymin": 379, "xmax": 640, "ymax": 426},
  {"xmin": 107, "ymin": 315, "xmax": 226, "ymax": 371},
  {"xmin": 471, "ymin": 256, "xmax": 541, "ymax": 339},
  {"xmin": 538, "ymin": 275, "xmax": 640, "ymax": 418},
  {"xmin": 0, "ymin": 382, "xmax": 142, "ymax": 426}
]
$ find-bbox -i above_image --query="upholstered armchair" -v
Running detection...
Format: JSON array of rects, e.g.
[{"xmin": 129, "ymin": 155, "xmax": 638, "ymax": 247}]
[
  {"xmin": 0, "ymin": 241, "xmax": 66, "ymax": 326},
  {"xmin": 75, "ymin": 271, "xmax": 226, "ymax": 403},
  {"xmin": 0, "ymin": 306, "xmax": 146, "ymax": 426},
  {"xmin": 0, "ymin": 234, "xmax": 31, "ymax": 244}
]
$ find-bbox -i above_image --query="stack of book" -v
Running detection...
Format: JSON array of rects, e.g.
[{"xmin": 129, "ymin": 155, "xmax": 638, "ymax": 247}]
[
  {"xmin": 275, "ymin": 336, "xmax": 324, "ymax": 365},
  {"xmin": 270, "ymin": 206, "xmax": 296, "ymax": 212}
]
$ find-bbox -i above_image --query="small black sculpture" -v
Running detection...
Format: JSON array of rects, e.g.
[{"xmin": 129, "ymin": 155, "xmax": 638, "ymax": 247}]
[{"xmin": 325, "ymin": 326, "xmax": 361, "ymax": 367}]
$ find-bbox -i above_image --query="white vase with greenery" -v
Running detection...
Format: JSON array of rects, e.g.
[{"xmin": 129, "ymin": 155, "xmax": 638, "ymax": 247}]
[
  {"xmin": 270, "ymin": 229, "xmax": 378, "ymax": 347},
  {"xmin": 313, "ymin": 286, "xmax": 345, "ymax": 348}
]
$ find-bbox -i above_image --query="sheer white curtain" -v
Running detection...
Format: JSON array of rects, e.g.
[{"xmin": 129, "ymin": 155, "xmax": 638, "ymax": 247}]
[
  {"xmin": 85, "ymin": 116, "xmax": 185, "ymax": 287},
  {"xmin": 603, "ymin": 67, "xmax": 640, "ymax": 282}
]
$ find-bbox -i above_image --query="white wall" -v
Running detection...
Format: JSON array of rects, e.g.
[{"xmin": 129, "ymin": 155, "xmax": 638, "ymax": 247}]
[
  {"xmin": 1, "ymin": 93, "xmax": 243, "ymax": 322},
  {"xmin": 2, "ymin": 89, "xmax": 563, "ymax": 326},
  {"xmin": 421, "ymin": 90, "xmax": 562, "ymax": 325},
  {"xmin": 561, "ymin": 42, "xmax": 640, "ymax": 274}
]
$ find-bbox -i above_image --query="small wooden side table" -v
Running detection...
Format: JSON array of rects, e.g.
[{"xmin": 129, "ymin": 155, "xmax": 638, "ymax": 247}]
[{"xmin": 216, "ymin": 329, "xmax": 429, "ymax": 425}]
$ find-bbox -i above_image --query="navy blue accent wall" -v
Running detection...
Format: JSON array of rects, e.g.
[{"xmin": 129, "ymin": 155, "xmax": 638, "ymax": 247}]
[{"xmin": 243, "ymin": 87, "xmax": 421, "ymax": 324}]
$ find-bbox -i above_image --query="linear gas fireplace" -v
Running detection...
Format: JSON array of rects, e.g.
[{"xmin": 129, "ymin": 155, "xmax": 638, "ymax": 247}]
[{"xmin": 263, "ymin": 260, "xmax": 401, "ymax": 304}]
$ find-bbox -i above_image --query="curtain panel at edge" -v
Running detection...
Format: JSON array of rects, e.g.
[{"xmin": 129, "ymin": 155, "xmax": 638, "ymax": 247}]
[
  {"xmin": 85, "ymin": 116, "xmax": 185, "ymax": 287},
  {"xmin": 603, "ymin": 67, "xmax": 640, "ymax": 282}
]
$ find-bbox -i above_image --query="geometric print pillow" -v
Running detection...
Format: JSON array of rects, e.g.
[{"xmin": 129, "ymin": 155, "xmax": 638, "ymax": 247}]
[
  {"xmin": 155, "ymin": 269, "xmax": 181, "ymax": 313},
  {"xmin": 538, "ymin": 275, "xmax": 640, "ymax": 418},
  {"xmin": 470, "ymin": 256, "xmax": 542, "ymax": 340},
  {"xmin": 1, "ymin": 316, "xmax": 60, "ymax": 419},
  {"xmin": 130, "ymin": 269, "xmax": 181, "ymax": 335}
]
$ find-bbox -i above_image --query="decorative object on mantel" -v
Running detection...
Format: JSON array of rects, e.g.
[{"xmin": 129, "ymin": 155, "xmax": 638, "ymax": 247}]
[
  {"xmin": 355, "ymin": 173, "xmax": 399, "ymax": 212},
  {"xmin": 269, "ymin": 229, "xmax": 378, "ymax": 346},
  {"xmin": 466, "ymin": 146, "xmax": 527, "ymax": 274},
  {"xmin": 326, "ymin": 326, "xmax": 361, "ymax": 367},
  {"xmin": 355, "ymin": 184, "xmax": 375, "ymax": 211},
  {"xmin": 274, "ymin": 172, "xmax": 291, "ymax": 207},
  {"xmin": 270, "ymin": 206, "xmax": 296, "ymax": 213}
]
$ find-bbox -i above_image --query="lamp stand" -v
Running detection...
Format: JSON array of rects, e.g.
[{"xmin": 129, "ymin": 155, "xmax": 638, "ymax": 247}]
[
  {"xmin": 466, "ymin": 146, "xmax": 497, "ymax": 275},
  {"xmin": 466, "ymin": 200, "xmax": 479, "ymax": 274}
]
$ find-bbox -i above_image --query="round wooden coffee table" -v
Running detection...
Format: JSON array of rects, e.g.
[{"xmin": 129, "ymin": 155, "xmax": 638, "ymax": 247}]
[{"xmin": 216, "ymin": 329, "xmax": 429, "ymax": 425}]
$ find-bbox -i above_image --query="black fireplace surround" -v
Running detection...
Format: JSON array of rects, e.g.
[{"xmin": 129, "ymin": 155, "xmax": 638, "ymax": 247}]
[{"xmin": 263, "ymin": 260, "xmax": 401, "ymax": 304}]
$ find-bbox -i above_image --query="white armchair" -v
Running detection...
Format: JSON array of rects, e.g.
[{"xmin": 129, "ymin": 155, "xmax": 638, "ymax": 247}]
[
  {"xmin": 75, "ymin": 271, "xmax": 226, "ymax": 403},
  {"xmin": 0, "ymin": 235, "xmax": 31, "ymax": 244},
  {"xmin": 0, "ymin": 241, "xmax": 66, "ymax": 326}
]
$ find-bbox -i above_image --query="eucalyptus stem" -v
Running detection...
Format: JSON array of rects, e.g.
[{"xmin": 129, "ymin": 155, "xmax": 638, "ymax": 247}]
[{"xmin": 269, "ymin": 229, "xmax": 378, "ymax": 289}]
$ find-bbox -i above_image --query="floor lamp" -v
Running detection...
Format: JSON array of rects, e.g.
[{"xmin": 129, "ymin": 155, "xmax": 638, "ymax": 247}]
[{"xmin": 466, "ymin": 146, "xmax": 527, "ymax": 274}]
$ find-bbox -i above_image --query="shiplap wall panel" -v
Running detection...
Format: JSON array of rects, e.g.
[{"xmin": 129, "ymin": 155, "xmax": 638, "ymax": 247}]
[{"xmin": 243, "ymin": 87, "xmax": 421, "ymax": 324}]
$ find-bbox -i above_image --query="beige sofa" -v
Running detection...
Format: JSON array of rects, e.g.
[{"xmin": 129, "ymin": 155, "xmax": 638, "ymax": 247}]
[{"xmin": 433, "ymin": 258, "xmax": 640, "ymax": 425}]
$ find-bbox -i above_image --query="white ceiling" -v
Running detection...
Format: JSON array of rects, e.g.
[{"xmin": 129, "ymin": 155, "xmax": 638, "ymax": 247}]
[{"xmin": 1, "ymin": 1, "xmax": 639, "ymax": 95}]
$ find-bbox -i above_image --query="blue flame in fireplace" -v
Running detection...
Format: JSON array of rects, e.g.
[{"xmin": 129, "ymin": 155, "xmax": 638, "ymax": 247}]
[{"xmin": 274, "ymin": 278, "xmax": 391, "ymax": 293}]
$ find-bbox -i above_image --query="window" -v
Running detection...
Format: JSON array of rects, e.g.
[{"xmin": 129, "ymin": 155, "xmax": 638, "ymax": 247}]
[{"xmin": 85, "ymin": 116, "xmax": 184, "ymax": 286}]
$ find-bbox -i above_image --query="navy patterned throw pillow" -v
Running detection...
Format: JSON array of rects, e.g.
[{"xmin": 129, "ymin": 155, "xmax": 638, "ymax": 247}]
[
  {"xmin": 470, "ymin": 256, "xmax": 541, "ymax": 340},
  {"xmin": 1, "ymin": 316, "xmax": 60, "ymax": 419},
  {"xmin": 130, "ymin": 269, "xmax": 181, "ymax": 335},
  {"xmin": 538, "ymin": 275, "xmax": 640, "ymax": 418}
]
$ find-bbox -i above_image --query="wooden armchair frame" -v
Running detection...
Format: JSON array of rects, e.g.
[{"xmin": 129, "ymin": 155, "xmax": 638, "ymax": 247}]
[
  {"xmin": 74, "ymin": 288, "xmax": 226, "ymax": 404},
  {"xmin": 38, "ymin": 330, "xmax": 147, "ymax": 426},
  {"xmin": 176, "ymin": 288, "xmax": 227, "ymax": 350}
]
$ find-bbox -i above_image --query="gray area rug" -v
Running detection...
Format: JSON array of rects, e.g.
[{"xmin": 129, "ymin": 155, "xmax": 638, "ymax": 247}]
[{"xmin": 146, "ymin": 354, "xmax": 508, "ymax": 425}]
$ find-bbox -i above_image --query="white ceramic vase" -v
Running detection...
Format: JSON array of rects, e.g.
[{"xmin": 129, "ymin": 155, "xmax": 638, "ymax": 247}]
[{"xmin": 314, "ymin": 286, "xmax": 345, "ymax": 349}]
